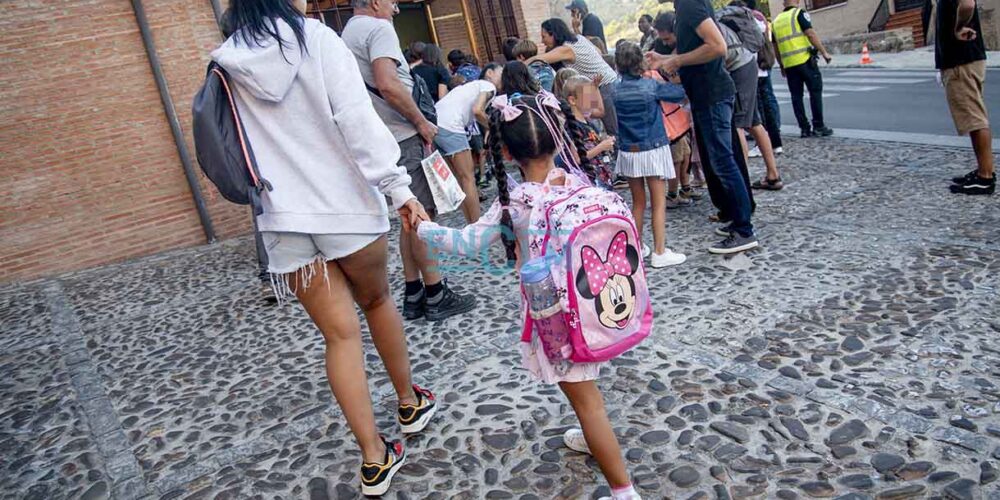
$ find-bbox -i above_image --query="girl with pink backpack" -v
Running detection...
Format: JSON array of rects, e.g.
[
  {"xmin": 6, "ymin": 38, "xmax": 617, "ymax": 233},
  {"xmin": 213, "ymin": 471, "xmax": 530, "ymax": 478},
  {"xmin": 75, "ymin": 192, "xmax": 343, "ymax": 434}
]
[{"xmin": 416, "ymin": 93, "xmax": 650, "ymax": 500}]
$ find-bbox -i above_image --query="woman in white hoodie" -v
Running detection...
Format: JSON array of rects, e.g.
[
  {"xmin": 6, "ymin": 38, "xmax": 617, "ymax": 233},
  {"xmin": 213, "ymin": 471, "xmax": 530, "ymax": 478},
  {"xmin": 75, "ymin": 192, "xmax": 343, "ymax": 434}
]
[{"xmin": 213, "ymin": 0, "xmax": 436, "ymax": 495}]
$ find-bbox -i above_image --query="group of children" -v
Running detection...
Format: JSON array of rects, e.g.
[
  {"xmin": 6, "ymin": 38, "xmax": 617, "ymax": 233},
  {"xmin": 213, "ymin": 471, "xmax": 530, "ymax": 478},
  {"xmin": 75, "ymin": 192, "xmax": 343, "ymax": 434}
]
[{"xmin": 394, "ymin": 38, "xmax": 710, "ymax": 500}]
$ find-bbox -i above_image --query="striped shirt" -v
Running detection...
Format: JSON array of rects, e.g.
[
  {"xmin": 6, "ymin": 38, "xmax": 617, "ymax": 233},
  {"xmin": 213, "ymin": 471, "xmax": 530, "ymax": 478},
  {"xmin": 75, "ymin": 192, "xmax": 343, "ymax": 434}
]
[{"xmin": 565, "ymin": 37, "xmax": 619, "ymax": 88}]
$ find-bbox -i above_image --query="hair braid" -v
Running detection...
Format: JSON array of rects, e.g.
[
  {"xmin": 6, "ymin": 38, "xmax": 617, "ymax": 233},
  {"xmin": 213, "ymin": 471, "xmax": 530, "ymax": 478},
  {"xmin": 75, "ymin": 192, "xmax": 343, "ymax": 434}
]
[
  {"xmin": 556, "ymin": 99, "xmax": 596, "ymax": 183},
  {"xmin": 487, "ymin": 109, "xmax": 517, "ymax": 264}
]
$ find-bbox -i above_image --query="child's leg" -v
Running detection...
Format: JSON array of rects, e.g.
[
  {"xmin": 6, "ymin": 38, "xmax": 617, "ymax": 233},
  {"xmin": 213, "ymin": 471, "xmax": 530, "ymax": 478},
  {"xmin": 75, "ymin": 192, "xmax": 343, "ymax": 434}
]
[
  {"xmin": 627, "ymin": 178, "xmax": 646, "ymax": 248},
  {"xmin": 559, "ymin": 380, "xmax": 631, "ymax": 489},
  {"xmin": 647, "ymin": 177, "xmax": 666, "ymax": 254}
]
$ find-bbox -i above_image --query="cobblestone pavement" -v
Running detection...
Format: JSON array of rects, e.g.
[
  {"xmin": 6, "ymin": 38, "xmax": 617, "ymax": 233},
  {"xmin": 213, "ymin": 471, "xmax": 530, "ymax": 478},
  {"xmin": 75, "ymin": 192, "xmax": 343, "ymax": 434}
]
[{"xmin": 2, "ymin": 137, "xmax": 999, "ymax": 500}]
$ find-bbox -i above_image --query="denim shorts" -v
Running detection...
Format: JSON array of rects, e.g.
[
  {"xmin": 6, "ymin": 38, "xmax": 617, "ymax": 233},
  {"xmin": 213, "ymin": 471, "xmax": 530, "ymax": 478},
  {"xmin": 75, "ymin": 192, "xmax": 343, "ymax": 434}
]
[
  {"xmin": 434, "ymin": 128, "xmax": 471, "ymax": 156},
  {"xmin": 262, "ymin": 231, "xmax": 383, "ymax": 300}
]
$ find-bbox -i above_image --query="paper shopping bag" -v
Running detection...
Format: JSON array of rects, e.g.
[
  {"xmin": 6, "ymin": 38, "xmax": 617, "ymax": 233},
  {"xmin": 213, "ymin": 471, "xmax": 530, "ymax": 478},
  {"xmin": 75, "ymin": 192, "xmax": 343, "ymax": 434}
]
[{"xmin": 421, "ymin": 150, "xmax": 466, "ymax": 214}]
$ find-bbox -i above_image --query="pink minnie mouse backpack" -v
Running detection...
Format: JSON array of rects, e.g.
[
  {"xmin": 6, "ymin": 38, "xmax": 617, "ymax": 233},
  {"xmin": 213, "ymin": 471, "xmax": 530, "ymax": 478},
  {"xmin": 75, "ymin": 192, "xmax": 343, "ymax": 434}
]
[{"xmin": 521, "ymin": 182, "xmax": 653, "ymax": 363}]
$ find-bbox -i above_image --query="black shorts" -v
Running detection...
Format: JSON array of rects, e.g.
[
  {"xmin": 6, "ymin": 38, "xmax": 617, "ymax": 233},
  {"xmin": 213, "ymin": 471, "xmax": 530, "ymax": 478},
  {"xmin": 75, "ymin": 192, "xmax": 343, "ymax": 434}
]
[
  {"xmin": 398, "ymin": 135, "xmax": 436, "ymax": 216},
  {"xmin": 469, "ymin": 133, "xmax": 484, "ymax": 154},
  {"xmin": 731, "ymin": 62, "xmax": 760, "ymax": 130}
]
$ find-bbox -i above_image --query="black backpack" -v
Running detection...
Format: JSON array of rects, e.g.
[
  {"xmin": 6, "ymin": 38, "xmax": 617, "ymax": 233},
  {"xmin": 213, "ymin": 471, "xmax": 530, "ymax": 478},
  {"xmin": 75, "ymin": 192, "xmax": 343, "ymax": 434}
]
[
  {"xmin": 192, "ymin": 62, "xmax": 272, "ymax": 212},
  {"xmin": 366, "ymin": 71, "xmax": 438, "ymax": 125},
  {"xmin": 717, "ymin": 6, "xmax": 765, "ymax": 54}
]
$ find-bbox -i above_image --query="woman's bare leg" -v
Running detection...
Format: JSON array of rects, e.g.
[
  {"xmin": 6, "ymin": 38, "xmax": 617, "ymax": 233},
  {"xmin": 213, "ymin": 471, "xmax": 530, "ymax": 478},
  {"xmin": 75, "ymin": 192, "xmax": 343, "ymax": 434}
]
[
  {"xmin": 445, "ymin": 151, "xmax": 481, "ymax": 222},
  {"xmin": 292, "ymin": 261, "xmax": 384, "ymax": 463},
  {"xmin": 559, "ymin": 381, "xmax": 630, "ymax": 488},
  {"xmin": 338, "ymin": 236, "xmax": 418, "ymax": 407},
  {"xmin": 749, "ymin": 124, "xmax": 780, "ymax": 181}
]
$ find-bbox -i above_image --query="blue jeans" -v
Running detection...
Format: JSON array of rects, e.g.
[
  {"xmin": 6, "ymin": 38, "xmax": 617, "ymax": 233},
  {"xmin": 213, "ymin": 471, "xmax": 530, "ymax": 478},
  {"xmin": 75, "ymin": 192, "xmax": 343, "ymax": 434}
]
[
  {"xmin": 756, "ymin": 71, "xmax": 782, "ymax": 149},
  {"xmin": 691, "ymin": 97, "xmax": 754, "ymax": 238}
]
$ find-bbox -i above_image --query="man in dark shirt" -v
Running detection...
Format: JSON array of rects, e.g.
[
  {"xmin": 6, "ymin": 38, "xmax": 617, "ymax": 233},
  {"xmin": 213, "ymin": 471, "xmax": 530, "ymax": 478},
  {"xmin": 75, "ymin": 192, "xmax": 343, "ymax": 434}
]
[
  {"xmin": 925, "ymin": 0, "xmax": 994, "ymax": 195},
  {"xmin": 647, "ymin": 3, "xmax": 758, "ymax": 254},
  {"xmin": 566, "ymin": 0, "xmax": 606, "ymax": 45}
]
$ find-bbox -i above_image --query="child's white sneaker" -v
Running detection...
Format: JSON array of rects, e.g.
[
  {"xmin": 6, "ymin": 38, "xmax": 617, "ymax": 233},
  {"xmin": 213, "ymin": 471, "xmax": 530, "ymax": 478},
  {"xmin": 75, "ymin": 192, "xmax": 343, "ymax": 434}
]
[
  {"xmin": 650, "ymin": 248, "xmax": 686, "ymax": 268},
  {"xmin": 563, "ymin": 428, "xmax": 591, "ymax": 455},
  {"xmin": 641, "ymin": 244, "xmax": 651, "ymax": 260}
]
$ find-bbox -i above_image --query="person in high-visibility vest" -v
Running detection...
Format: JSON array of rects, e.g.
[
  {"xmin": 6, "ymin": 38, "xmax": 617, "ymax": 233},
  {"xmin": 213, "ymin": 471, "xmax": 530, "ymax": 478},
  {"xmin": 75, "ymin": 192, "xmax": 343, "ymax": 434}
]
[{"xmin": 772, "ymin": 0, "xmax": 834, "ymax": 138}]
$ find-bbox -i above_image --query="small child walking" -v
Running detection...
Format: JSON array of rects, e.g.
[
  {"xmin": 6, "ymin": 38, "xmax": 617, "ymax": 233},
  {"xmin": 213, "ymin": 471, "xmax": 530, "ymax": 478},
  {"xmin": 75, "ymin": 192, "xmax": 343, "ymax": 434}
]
[{"xmin": 416, "ymin": 94, "xmax": 642, "ymax": 500}]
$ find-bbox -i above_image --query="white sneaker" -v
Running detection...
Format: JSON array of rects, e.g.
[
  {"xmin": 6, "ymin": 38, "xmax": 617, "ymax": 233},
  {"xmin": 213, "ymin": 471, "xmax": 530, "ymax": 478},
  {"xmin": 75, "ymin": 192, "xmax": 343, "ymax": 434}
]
[
  {"xmin": 748, "ymin": 146, "xmax": 762, "ymax": 158},
  {"xmin": 563, "ymin": 428, "xmax": 592, "ymax": 455},
  {"xmin": 774, "ymin": 146, "xmax": 784, "ymax": 155},
  {"xmin": 641, "ymin": 244, "xmax": 651, "ymax": 259},
  {"xmin": 650, "ymin": 248, "xmax": 686, "ymax": 268}
]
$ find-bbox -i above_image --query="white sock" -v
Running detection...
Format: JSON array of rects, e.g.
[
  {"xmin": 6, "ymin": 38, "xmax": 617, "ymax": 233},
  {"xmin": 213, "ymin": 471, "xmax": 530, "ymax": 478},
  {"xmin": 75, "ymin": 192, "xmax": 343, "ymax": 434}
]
[{"xmin": 612, "ymin": 485, "xmax": 641, "ymax": 500}]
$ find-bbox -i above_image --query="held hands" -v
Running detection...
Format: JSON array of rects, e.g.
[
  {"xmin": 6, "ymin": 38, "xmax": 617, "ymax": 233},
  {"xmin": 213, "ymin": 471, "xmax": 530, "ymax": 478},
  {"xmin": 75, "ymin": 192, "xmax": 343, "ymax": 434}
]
[
  {"xmin": 956, "ymin": 27, "xmax": 978, "ymax": 41},
  {"xmin": 398, "ymin": 198, "xmax": 430, "ymax": 232}
]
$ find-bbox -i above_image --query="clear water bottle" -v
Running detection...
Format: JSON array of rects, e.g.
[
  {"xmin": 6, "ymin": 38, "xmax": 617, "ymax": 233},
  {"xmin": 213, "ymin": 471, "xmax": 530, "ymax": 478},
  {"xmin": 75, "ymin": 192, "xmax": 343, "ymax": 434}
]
[{"xmin": 520, "ymin": 256, "xmax": 572, "ymax": 363}]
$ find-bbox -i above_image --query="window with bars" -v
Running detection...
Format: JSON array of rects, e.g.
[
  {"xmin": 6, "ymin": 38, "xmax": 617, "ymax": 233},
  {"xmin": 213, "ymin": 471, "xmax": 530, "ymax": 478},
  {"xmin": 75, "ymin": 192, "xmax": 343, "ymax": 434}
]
[
  {"xmin": 467, "ymin": 0, "xmax": 520, "ymax": 61},
  {"xmin": 306, "ymin": 0, "xmax": 353, "ymax": 33}
]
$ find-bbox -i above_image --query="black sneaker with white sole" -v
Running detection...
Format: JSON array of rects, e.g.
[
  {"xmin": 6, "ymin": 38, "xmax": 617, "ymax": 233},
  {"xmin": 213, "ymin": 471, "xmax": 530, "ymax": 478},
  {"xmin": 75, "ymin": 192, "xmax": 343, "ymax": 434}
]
[
  {"xmin": 360, "ymin": 436, "xmax": 406, "ymax": 496},
  {"xmin": 425, "ymin": 282, "xmax": 476, "ymax": 321},
  {"xmin": 398, "ymin": 385, "xmax": 437, "ymax": 434},
  {"xmin": 951, "ymin": 169, "xmax": 980, "ymax": 185},
  {"xmin": 708, "ymin": 233, "xmax": 759, "ymax": 254},
  {"xmin": 950, "ymin": 173, "xmax": 996, "ymax": 195}
]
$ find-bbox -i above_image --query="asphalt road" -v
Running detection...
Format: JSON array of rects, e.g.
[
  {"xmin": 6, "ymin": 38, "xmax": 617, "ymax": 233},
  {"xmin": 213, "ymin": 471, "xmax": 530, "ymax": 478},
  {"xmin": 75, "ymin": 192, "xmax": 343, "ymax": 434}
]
[{"xmin": 770, "ymin": 66, "xmax": 999, "ymax": 137}]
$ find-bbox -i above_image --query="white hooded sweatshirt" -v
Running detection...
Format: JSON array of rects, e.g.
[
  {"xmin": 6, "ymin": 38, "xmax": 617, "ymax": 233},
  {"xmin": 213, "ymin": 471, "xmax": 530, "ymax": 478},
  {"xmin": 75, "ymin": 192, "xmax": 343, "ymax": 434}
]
[{"xmin": 212, "ymin": 18, "xmax": 414, "ymax": 235}]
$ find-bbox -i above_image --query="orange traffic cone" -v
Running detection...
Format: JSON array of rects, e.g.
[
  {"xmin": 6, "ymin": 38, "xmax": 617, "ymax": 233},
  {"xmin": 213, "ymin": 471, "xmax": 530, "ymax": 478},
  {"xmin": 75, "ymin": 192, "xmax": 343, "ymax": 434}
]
[{"xmin": 860, "ymin": 43, "xmax": 873, "ymax": 65}]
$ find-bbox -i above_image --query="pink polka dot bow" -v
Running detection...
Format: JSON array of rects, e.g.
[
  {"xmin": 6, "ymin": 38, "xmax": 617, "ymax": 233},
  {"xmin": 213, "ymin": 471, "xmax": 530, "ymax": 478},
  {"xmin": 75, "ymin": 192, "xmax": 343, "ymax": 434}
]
[{"xmin": 580, "ymin": 231, "xmax": 633, "ymax": 296}]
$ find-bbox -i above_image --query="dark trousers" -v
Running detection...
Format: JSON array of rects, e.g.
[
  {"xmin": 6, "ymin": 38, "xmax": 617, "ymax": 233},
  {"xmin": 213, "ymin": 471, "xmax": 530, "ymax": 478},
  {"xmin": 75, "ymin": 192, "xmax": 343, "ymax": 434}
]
[
  {"xmin": 785, "ymin": 59, "xmax": 825, "ymax": 132},
  {"xmin": 691, "ymin": 97, "xmax": 755, "ymax": 238},
  {"xmin": 756, "ymin": 71, "xmax": 783, "ymax": 148}
]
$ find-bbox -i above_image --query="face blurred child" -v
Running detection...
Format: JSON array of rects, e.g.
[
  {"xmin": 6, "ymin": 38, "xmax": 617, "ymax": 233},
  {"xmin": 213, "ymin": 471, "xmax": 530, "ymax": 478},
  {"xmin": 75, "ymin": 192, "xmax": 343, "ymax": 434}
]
[
  {"xmin": 415, "ymin": 95, "xmax": 642, "ymax": 500},
  {"xmin": 561, "ymin": 75, "xmax": 615, "ymax": 188}
]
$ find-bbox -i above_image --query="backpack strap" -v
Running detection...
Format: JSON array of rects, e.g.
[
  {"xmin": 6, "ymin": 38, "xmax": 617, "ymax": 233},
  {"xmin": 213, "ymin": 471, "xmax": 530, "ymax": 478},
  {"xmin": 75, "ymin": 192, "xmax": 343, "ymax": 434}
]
[{"xmin": 211, "ymin": 66, "xmax": 271, "ymax": 192}]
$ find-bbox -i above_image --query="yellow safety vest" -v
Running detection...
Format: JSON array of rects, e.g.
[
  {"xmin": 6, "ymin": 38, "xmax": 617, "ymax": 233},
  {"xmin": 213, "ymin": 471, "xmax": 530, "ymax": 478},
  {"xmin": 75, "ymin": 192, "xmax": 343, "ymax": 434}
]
[{"xmin": 773, "ymin": 8, "xmax": 812, "ymax": 69}]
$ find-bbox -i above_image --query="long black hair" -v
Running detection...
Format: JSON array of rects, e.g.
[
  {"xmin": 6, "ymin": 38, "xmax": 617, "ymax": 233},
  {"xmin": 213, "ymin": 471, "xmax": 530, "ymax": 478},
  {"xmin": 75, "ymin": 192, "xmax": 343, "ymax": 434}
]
[
  {"xmin": 501, "ymin": 61, "xmax": 540, "ymax": 95},
  {"xmin": 486, "ymin": 95, "xmax": 592, "ymax": 262},
  {"xmin": 479, "ymin": 62, "xmax": 502, "ymax": 81},
  {"xmin": 541, "ymin": 18, "xmax": 578, "ymax": 47},
  {"xmin": 226, "ymin": 0, "xmax": 306, "ymax": 58}
]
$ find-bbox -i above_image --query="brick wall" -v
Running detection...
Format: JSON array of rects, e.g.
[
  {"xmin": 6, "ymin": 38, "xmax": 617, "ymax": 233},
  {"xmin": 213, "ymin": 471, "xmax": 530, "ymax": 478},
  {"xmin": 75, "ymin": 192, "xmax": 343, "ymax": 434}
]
[{"xmin": 0, "ymin": 0, "xmax": 250, "ymax": 284}]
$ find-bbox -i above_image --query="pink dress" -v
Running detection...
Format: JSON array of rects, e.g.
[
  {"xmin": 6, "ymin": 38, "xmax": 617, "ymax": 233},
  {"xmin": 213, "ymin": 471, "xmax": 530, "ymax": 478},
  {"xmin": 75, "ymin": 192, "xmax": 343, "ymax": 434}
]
[{"xmin": 417, "ymin": 169, "xmax": 603, "ymax": 384}]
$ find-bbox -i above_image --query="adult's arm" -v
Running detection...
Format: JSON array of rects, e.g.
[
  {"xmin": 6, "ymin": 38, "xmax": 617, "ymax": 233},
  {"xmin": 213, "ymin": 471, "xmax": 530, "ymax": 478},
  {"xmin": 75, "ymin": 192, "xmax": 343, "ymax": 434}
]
[
  {"xmin": 677, "ymin": 18, "xmax": 728, "ymax": 67},
  {"xmin": 654, "ymin": 81, "xmax": 687, "ymax": 103},
  {"xmin": 322, "ymin": 34, "xmax": 414, "ymax": 209},
  {"xmin": 372, "ymin": 58, "xmax": 438, "ymax": 143},
  {"xmin": 526, "ymin": 45, "xmax": 576, "ymax": 66},
  {"xmin": 472, "ymin": 91, "xmax": 492, "ymax": 126},
  {"xmin": 803, "ymin": 28, "xmax": 831, "ymax": 62},
  {"xmin": 956, "ymin": 0, "xmax": 976, "ymax": 29},
  {"xmin": 438, "ymin": 83, "xmax": 449, "ymax": 100}
]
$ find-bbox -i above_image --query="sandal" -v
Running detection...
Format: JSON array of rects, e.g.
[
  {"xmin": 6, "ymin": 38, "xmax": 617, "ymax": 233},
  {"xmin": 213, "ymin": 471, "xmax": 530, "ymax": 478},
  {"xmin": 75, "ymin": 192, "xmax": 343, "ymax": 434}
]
[{"xmin": 752, "ymin": 177, "xmax": 784, "ymax": 190}]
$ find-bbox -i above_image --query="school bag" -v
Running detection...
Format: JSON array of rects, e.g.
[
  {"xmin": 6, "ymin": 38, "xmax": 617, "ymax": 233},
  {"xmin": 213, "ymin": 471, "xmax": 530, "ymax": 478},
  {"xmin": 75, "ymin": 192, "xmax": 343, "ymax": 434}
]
[
  {"xmin": 716, "ymin": 5, "xmax": 765, "ymax": 54},
  {"xmin": 520, "ymin": 181, "xmax": 653, "ymax": 363},
  {"xmin": 719, "ymin": 22, "xmax": 755, "ymax": 72},
  {"xmin": 644, "ymin": 70, "xmax": 692, "ymax": 143},
  {"xmin": 191, "ymin": 62, "xmax": 272, "ymax": 210}
]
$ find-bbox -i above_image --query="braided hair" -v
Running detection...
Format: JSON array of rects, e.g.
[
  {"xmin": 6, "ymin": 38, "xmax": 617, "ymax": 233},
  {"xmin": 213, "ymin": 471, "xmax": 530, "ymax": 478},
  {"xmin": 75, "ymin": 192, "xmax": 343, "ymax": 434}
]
[
  {"xmin": 486, "ymin": 94, "xmax": 596, "ymax": 263},
  {"xmin": 557, "ymin": 97, "xmax": 596, "ymax": 183}
]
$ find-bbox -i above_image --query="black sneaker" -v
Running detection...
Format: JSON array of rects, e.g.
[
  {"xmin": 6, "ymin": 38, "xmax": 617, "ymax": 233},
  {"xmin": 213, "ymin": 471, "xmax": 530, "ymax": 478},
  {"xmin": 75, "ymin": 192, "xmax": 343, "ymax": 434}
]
[
  {"xmin": 425, "ymin": 282, "xmax": 476, "ymax": 321},
  {"xmin": 714, "ymin": 224, "xmax": 733, "ymax": 237},
  {"xmin": 402, "ymin": 290, "xmax": 426, "ymax": 320},
  {"xmin": 398, "ymin": 384, "xmax": 437, "ymax": 434},
  {"xmin": 800, "ymin": 129, "xmax": 815, "ymax": 138},
  {"xmin": 950, "ymin": 173, "xmax": 996, "ymax": 195},
  {"xmin": 814, "ymin": 126, "xmax": 834, "ymax": 137},
  {"xmin": 951, "ymin": 169, "xmax": 980, "ymax": 184},
  {"xmin": 708, "ymin": 233, "xmax": 759, "ymax": 254},
  {"xmin": 360, "ymin": 436, "xmax": 406, "ymax": 496}
]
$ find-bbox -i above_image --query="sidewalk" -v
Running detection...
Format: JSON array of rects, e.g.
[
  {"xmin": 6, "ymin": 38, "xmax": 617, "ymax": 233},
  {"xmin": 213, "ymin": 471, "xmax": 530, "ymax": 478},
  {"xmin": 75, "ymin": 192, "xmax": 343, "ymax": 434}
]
[
  {"xmin": 1, "ymin": 138, "xmax": 999, "ymax": 499},
  {"xmin": 826, "ymin": 46, "xmax": 1000, "ymax": 69}
]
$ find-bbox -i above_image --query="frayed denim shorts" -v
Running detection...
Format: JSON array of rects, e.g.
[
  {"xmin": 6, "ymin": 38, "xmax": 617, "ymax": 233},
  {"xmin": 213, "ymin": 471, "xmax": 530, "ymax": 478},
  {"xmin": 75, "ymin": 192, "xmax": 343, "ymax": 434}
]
[{"xmin": 261, "ymin": 231, "xmax": 382, "ymax": 300}]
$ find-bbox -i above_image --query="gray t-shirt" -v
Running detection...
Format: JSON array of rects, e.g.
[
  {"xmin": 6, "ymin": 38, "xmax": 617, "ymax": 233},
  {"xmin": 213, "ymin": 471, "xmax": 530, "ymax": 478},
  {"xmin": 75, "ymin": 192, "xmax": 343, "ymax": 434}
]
[{"xmin": 341, "ymin": 15, "xmax": 417, "ymax": 142}]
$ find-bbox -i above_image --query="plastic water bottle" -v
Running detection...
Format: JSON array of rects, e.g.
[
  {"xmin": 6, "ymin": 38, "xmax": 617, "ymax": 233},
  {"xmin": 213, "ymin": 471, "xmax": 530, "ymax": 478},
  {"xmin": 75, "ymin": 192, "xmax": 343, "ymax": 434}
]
[{"xmin": 520, "ymin": 256, "xmax": 572, "ymax": 363}]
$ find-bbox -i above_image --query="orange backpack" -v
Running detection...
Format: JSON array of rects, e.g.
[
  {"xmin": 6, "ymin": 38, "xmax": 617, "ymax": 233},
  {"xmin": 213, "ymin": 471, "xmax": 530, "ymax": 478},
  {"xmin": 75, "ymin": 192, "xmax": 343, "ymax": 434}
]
[{"xmin": 643, "ymin": 70, "xmax": 692, "ymax": 143}]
